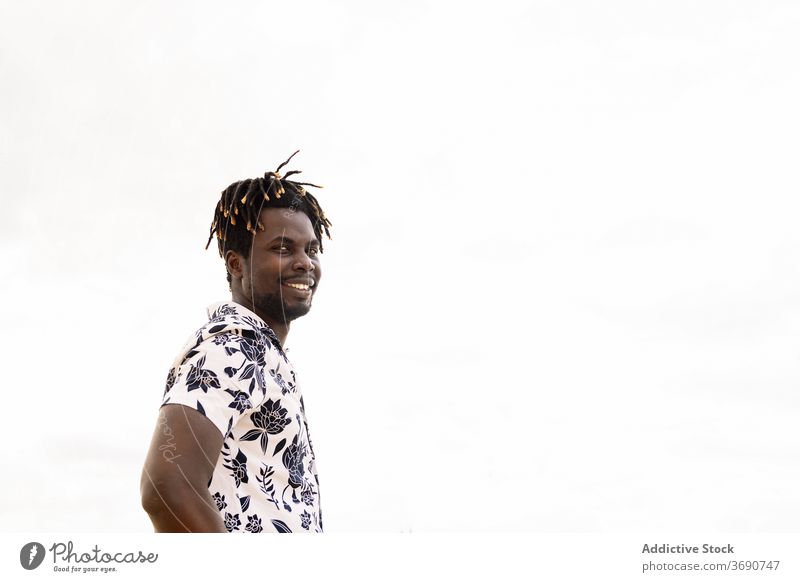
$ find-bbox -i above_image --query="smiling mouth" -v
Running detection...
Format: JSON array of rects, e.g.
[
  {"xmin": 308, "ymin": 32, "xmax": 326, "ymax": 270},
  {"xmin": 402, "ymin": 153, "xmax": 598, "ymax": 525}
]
[{"xmin": 282, "ymin": 282, "xmax": 312, "ymax": 294}]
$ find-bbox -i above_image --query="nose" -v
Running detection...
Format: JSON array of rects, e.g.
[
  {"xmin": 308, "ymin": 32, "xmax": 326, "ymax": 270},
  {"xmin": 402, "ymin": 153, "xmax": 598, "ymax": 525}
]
[{"xmin": 294, "ymin": 253, "xmax": 315, "ymax": 272}]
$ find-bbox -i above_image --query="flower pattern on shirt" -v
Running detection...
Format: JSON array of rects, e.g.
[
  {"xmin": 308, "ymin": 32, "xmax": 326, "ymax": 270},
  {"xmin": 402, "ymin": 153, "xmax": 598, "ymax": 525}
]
[
  {"xmin": 186, "ymin": 355, "xmax": 222, "ymax": 393},
  {"xmin": 224, "ymin": 512, "xmax": 241, "ymax": 532},
  {"xmin": 245, "ymin": 514, "xmax": 263, "ymax": 533},
  {"xmin": 241, "ymin": 398, "xmax": 292, "ymax": 455},
  {"xmin": 160, "ymin": 301, "xmax": 323, "ymax": 533},
  {"xmin": 212, "ymin": 492, "xmax": 227, "ymax": 511},
  {"xmin": 225, "ymin": 389, "xmax": 254, "ymax": 413}
]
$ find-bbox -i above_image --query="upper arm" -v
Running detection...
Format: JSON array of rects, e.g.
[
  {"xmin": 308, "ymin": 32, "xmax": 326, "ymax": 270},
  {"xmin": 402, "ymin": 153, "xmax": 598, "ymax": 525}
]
[
  {"xmin": 142, "ymin": 327, "xmax": 263, "ymax": 509},
  {"xmin": 140, "ymin": 403, "xmax": 224, "ymax": 507}
]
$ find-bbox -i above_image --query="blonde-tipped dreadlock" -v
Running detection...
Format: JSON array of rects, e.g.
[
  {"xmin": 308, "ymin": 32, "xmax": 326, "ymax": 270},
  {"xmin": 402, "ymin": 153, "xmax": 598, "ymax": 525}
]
[{"xmin": 205, "ymin": 151, "xmax": 333, "ymax": 284}]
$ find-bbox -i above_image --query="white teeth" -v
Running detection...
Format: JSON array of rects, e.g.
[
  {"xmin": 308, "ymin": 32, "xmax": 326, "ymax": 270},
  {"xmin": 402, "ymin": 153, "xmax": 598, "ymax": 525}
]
[{"xmin": 286, "ymin": 283, "xmax": 310, "ymax": 290}]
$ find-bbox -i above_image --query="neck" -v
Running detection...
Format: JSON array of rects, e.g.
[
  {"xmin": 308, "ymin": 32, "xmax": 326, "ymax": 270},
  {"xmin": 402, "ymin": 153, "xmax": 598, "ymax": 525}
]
[{"xmin": 230, "ymin": 292, "xmax": 290, "ymax": 347}]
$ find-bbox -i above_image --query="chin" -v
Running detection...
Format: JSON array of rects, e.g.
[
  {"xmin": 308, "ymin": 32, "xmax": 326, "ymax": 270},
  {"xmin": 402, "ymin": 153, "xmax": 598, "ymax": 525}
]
[
  {"xmin": 282, "ymin": 302, "xmax": 312, "ymax": 322},
  {"xmin": 251, "ymin": 291, "xmax": 313, "ymax": 324}
]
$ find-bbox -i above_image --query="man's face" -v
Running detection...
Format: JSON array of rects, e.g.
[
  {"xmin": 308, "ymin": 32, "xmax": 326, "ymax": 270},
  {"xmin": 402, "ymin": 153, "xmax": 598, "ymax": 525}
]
[{"xmin": 239, "ymin": 207, "xmax": 322, "ymax": 325}]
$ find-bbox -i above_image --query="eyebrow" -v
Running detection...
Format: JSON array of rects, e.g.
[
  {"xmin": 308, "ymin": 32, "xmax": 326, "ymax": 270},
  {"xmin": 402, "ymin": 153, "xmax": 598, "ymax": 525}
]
[{"xmin": 267, "ymin": 236, "xmax": 320, "ymax": 246}]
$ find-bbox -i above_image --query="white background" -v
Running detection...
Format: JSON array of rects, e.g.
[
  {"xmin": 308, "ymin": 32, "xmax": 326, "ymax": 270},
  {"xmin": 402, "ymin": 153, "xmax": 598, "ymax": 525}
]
[{"xmin": 1, "ymin": 0, "xmax": 799, "ymax": 532}]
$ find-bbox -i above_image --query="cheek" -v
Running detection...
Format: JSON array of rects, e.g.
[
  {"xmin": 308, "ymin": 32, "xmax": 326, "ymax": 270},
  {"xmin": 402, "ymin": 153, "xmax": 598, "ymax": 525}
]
[{"xmin": 246, "ymin": 254, "xmax": 283, "ymax": 283}]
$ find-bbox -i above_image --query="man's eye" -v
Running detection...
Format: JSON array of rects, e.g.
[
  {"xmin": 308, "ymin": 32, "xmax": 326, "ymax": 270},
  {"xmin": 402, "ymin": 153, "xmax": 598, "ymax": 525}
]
[
  {"xmin": 275, "ymin": 245, "xmax": 289, "ymax": 252},
  {"xmin": 309, "ymin": 248, "xmax": 319, "ymax": 256}
]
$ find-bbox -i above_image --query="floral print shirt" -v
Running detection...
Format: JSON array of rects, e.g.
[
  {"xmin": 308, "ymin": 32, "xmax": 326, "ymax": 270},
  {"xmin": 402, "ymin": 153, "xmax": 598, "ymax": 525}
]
[{"xmin": 161, "ymin": 301, "xmax": 322, "ymax": 533}]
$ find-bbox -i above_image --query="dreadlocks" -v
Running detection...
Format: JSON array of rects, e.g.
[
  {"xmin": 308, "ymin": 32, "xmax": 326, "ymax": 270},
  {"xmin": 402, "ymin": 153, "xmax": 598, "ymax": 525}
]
[{"xmin": 205, "ymin": 150, "xmax": 332, "ymax": 284}]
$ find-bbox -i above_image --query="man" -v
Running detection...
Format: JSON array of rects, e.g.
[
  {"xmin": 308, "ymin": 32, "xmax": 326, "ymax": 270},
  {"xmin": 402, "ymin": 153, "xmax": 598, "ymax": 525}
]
[{"xmin": 140, "ymin": 152, "xmax": 332, "ymax": 533}]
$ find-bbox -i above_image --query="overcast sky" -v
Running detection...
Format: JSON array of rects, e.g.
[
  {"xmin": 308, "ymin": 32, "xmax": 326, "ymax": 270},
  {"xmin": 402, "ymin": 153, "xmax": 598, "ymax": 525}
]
[{"xmin": 1, "ymin": 0, "xmax": 799, "ymax": 532}]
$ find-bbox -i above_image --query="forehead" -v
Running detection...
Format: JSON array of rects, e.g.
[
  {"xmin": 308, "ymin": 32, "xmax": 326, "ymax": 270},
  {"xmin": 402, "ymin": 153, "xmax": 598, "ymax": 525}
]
[{"xmin": 256, "ymin": 207, "xmax": 317, "ymax": 243}]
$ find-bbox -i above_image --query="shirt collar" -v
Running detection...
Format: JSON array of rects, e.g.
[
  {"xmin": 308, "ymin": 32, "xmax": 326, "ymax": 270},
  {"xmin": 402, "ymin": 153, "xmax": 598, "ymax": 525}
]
[
  {"xmin": 206, "ymin": 300, "xmax": 288, "ymax": 355},
  {"xmin": 206, "ymin": 300, "xmax": 267, "ymax": 325}
]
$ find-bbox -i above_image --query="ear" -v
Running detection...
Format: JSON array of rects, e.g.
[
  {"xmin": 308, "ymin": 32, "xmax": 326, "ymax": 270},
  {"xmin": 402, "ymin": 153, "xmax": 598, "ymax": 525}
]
[{"xmin": 224, "ymin": 250, "xmax": 246, "ymax": 282}]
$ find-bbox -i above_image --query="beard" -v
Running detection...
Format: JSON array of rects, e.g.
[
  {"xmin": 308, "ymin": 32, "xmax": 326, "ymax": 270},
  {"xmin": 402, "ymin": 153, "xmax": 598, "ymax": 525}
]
[{"xmin": 251, "ymin": 289, "xmax": 312, "ymax": 324}]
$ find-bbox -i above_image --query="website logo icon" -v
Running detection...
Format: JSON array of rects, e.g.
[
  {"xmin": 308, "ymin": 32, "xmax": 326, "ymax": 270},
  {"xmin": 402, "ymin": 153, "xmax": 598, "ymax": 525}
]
[{"xmin": 20, "ymin": 542, "xmax": 46, "ymax": 570}]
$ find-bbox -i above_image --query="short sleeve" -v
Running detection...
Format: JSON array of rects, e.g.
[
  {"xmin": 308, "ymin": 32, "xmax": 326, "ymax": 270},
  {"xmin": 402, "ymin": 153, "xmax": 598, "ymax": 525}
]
[{"xmin": 161, "ymin": 333, "xmax": 263, "ymax": 439}]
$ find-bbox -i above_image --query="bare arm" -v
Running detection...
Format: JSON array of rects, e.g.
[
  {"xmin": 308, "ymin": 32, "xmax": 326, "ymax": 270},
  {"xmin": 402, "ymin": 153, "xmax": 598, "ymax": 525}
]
[{"xmin": 140, "ymin": 403, "xmax": 228, "ymax": 533}]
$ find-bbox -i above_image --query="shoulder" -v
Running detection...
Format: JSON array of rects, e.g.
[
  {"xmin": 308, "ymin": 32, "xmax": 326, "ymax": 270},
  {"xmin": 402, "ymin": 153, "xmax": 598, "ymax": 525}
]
[
  {"xmin": 167, "ymin": 302, "xmax": 287, "ymax": 387},
  {"xmin": 202, "ymin": 304, "xmax": 262, "ymax": 342},
  {"xmin": 179, "ymin": 304, "xmax": 267, "ymax": 356},
  {"xmin": 204, "ymin": 303, "xmax": 290, "ymax": 364},
  {"xmin": 162, "ymin": 308, "xmax": 272, "ymax": 430}
]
